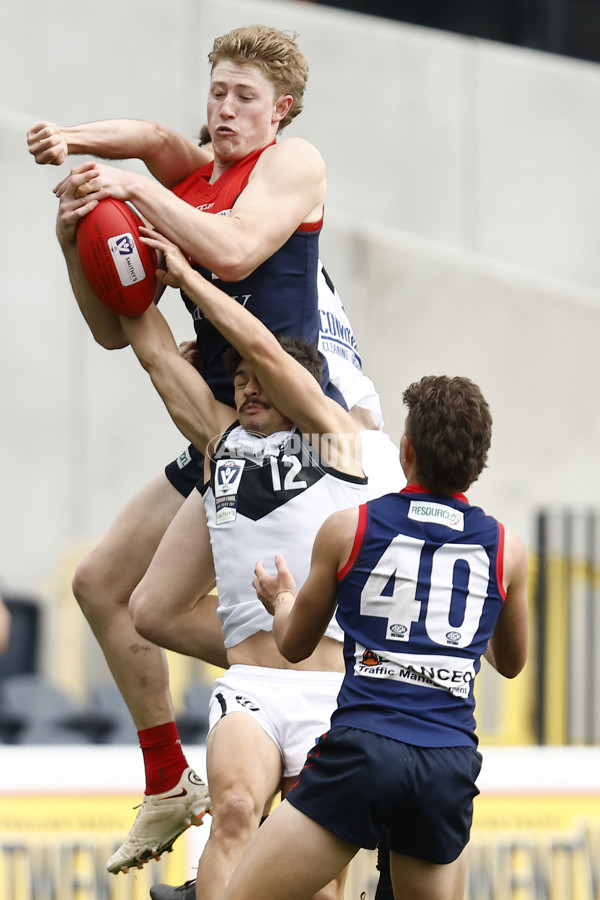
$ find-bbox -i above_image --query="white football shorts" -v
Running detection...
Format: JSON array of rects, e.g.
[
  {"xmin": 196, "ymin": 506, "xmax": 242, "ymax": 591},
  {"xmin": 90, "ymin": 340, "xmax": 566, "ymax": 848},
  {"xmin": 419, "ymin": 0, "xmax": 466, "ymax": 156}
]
[{"xmin": 208, "ymin": 664, "xmax": 343, "ymax": 777}]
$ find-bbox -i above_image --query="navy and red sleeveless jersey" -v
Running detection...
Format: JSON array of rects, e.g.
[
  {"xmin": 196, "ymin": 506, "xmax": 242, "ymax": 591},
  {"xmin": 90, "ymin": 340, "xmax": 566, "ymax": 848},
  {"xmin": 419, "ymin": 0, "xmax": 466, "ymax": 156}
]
[
  {"xmin": 171, "ymin": 144, "xmax": 326, "ymax": 406},
  {"xmin": 331, "ymin": 485, "xmax": 506, "ymax": 748}
]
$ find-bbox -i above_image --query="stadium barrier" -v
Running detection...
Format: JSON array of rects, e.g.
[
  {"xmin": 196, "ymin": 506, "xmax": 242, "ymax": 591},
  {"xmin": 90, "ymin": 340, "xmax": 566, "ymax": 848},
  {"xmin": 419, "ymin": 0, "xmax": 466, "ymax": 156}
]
[{"xmin": 1, "ymin": 745, "xmax": 600, "ymax": 900}]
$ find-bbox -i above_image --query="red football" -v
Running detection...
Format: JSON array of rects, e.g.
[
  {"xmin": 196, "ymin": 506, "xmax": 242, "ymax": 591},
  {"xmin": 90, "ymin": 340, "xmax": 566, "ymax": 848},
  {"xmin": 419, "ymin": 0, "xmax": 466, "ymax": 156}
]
[{"xmin": 76, "ymin": 198, "xmax": 158, "ymax": 317}]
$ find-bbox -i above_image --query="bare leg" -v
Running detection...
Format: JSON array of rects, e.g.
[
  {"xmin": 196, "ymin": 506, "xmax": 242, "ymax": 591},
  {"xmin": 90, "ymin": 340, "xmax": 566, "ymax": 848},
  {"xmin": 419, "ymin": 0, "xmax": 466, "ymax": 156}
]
[
  {"xmin": 281, "ymin": 776, "xmax": 348, "ymax": 900},
  {"xmin": 72, "ymin": 472, "xmax": 185, "ymax": 729},
  {"xmin": 389, "ymin": 847, "xmax": 468, "ymax": 900},
  {"xmin": 74, "ymin": 473, "xmax": 213, "ymax": 874},
  {"xmin": 195, "ymin": 713, "xmax": 284, "ymax": 900},
  {"xmin": 130, "ymin": 488, "xmax": 227, "ymax": 667},
  {"xmin": 221, "ymin": 799, "xmax": 358, "ymax": 900}
]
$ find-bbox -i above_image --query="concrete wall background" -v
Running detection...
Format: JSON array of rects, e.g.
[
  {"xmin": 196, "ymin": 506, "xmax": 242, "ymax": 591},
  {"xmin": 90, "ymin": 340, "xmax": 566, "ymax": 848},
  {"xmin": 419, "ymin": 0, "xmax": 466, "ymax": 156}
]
[{"xmin": 2, "ymin": 0, "xmax": 599, "ymax": 614}]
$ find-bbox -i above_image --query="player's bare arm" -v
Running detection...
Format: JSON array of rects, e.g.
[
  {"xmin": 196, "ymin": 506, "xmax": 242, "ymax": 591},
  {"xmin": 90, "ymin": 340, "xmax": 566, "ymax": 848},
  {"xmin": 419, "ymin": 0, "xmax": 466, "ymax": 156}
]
[
  {"xmin": 27, "ymin": 119, "xmax": 210, "ymax": 187},
  {"xmin": 120, "ymin": 303, "xmax": 235, "ymax": 457},
  {"xmin": 484, "ymin": 525, "xmax": 528, "ymax": 678},
  {"xmin": 140, "ymin": 226, "xmax": 362, "ymax": 471},
  {"xmin": 53, "ymin": 136, "xmax": 325, "ymax": 282},
  {"xmin": 54, "ymin": 172, "xmax": 130, "ymax": 349},
  {"xmin": 213, "ymin": 137, "xmax": 327, "ymax": 276},
  {"xmin": 254, "ymin": 508, "xmax": 359, "ymax": 662}
]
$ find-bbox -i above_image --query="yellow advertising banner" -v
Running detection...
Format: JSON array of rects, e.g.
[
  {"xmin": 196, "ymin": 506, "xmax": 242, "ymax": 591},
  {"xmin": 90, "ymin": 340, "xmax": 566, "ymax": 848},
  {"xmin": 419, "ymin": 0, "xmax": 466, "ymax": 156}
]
[
  {"xmin": 467, "ymin": 794, "xmax": 600, "ymax": 900},
  {"xmin": 1, "ymin": 746, "xmax": 600, "ymax": 900},
  {"xmin": 0, "ymin": 793, "xmax": 203, "ymax": 900},
  {"xmin": 345, "ymin": 794, "xmax": 600, "ymax": 900},
  {"xmin": 0, "ymin": 746, "xmax": 208, "ymax": 900}
]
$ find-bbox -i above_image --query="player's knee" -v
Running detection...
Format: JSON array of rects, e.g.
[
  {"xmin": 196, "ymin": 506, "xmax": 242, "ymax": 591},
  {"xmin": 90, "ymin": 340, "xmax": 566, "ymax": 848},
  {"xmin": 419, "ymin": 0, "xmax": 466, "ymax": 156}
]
[
  {"xmin": 129, "ymin": 584, "xmax": 162, "ymax": 643},
  {"xmin": 73, "ymin": 536, "xmax": 132, "ymax": 608},
  {"xmin": 72, "ymin": 553, "xmax": 101, "ymax": 612},
  {"xmin": 212, "ymin": 787, "xmax": 262, "ymax": 841}
]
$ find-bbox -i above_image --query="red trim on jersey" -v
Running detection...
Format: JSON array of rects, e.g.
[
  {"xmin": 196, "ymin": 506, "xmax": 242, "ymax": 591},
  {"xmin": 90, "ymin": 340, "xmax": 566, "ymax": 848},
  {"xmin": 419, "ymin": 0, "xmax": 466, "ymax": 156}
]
[
  {"xmin": 401, "ymin": 484, "xmax": 469, "ymax": 504},
  {"xmin": 496, "ymin": 522, "xmax": 507, "ymax": 601},
  {"xmin": 172, "ymin": 140, "xmax": 322, "ymax": 235},
  {"xmin": 337, "ymin": 504, "xmax": 368, "ymax": 581},
  {"xmin": 171, "ymin": 142, "xmax": 276, "ymax": 211},
  {"xmin": 297, "ymin": 216, "xmax": 324, "ymax": 233}
]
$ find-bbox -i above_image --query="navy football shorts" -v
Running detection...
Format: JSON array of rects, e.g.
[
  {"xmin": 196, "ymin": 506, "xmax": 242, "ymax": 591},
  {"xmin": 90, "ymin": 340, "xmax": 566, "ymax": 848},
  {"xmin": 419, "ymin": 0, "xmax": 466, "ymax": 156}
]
[
  {"xmin": 285, "ymin": 725, "xmax": 482, "ymax": 865},
  {"xmin": 164, "ymin": 444, "xmax": 205, "ymax": 497}
]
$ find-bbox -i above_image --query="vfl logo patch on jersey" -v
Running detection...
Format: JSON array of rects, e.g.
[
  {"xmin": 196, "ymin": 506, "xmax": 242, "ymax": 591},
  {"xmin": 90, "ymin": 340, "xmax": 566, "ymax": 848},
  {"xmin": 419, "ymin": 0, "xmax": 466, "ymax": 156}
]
[
  {"xmin": 210, "ymin": 428, "xmax": 326, "ymax": 522},
  {"xmin": 408, "ymin": 500, "xmax": 464, "ymax": 531},
  {"xmin": 215, "ymin": 459, "xmax": 246, "ymax": 524}
]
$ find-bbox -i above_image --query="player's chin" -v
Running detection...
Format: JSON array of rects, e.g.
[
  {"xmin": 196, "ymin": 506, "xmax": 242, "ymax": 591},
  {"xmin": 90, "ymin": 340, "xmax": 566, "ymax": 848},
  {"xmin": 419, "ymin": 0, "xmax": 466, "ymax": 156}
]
[
  {"xmin": 213, "ymin": 135, "xmax": 244, "ymax": 160},
  {"xmin": 239, "ymin": 411, "xmax": 260, "ymax": 429},
  {"xmin": 239, "ymin": 410, "xmax": 268, "ymax": 433}
]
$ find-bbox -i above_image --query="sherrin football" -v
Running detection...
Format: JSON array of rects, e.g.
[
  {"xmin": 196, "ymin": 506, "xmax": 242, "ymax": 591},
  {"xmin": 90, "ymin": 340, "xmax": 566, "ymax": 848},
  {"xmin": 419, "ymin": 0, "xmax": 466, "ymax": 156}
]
[{"xmin": 76, "ymin": 198, "xmax": 158, "ymax": 317}]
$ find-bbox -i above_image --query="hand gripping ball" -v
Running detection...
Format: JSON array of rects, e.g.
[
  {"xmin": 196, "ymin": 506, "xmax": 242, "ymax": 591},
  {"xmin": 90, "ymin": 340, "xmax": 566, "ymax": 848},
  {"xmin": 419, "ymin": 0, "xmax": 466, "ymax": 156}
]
[{"xmin": 76, "ymin": 198, "xmax": 158, "ymax": 317}]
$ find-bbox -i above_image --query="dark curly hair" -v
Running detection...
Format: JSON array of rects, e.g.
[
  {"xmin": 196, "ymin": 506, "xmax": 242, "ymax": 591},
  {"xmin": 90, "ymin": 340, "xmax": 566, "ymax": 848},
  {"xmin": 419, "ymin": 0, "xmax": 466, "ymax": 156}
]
[
  {"xmin": 223, "ymin": 335, "xmax": 323, "ymax": 384},
  {"xmin": 403, "ymin": 375, "xmax": 492, "ymax": 495}
]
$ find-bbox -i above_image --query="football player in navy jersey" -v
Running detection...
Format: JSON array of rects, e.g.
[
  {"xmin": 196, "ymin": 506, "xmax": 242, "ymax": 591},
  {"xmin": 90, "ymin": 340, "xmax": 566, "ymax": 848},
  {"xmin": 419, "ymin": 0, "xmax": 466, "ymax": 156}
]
[
  {"xmin": 27, "ymin": 25, "xmax": 392, "ymax": 880},
  {"xmin": 247, "ymin": 375, "xmax": 528, "ymax": 900}
]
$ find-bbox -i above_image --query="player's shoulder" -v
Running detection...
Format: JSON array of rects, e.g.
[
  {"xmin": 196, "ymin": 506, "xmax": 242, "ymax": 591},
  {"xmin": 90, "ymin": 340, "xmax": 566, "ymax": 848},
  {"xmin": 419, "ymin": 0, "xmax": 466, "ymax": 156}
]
[
  {"xmin": 258, "ymin": 136, "xmax": 325, "ymax": 172},
  {"xmin": 320, "ymin": 504, "xmax": 361, "ymax": 543},
  {"xmin": 502, "ymin": 524, "xmax": 527, "ymax": 569}
]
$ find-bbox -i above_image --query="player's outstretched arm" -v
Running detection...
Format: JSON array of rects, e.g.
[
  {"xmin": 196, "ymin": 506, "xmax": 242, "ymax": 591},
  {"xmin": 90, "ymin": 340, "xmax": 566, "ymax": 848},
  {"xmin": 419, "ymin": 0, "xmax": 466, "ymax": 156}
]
[
  {"xmin": 203, "ymin": 137, "xmax": 326, "ymax": 279},
  {"xmin": 485, "ymin": 526, "xmax": 528, "ymax": 678},
  {"xmin": 55, "ymin": 136, "xmax": 325, "ymax": 283},
  {"xmin": 120, "ymin": 302, "xmax": 235, "ymax": 455},
  {"xmin": 140, "ymin": 227, "xmax": 360, "ymax": 458},
  {"xmin": 253, "ymin": 508, "xmax": 358, "ymax": 662},
  {"xmin": 55, "ymin": 169, "xmax": 130, "ymax": 350},
  {"xmin": 27, "ymin": 119, "xmax": 210, "ymax": 187}
]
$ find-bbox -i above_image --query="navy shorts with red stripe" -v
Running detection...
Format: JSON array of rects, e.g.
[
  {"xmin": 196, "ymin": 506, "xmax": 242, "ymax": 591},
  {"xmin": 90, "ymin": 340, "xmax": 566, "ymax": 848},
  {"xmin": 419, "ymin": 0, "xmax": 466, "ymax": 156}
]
[{"xmin": 285, "ymin": 725, "xmax": 482, "ymax": 865}]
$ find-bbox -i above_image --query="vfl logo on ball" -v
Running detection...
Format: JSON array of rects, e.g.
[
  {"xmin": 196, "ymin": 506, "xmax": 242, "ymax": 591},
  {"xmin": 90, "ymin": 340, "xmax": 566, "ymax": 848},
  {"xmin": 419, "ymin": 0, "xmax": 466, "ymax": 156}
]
[
  {"xmin": 114, "ymin": 235, "xmax": 136, "ymax": 255},
  {"xmin": 108, "ymin": 231, "xmax": 147, "ymax": 287}
]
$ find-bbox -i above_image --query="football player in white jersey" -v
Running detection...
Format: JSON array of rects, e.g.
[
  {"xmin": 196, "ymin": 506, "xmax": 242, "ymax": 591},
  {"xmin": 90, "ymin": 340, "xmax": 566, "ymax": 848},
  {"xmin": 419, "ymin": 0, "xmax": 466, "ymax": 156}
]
[{"xmin": 114, "ymin": 225, "xmax": 402, "ymax": 900}]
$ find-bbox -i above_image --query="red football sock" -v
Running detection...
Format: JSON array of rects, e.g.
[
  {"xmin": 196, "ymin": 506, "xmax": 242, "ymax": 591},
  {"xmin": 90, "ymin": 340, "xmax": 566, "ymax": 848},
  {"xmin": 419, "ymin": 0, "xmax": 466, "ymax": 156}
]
[{"xmin": 138, "ymin": 721, "xmax": 188, "ymax": 796}]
